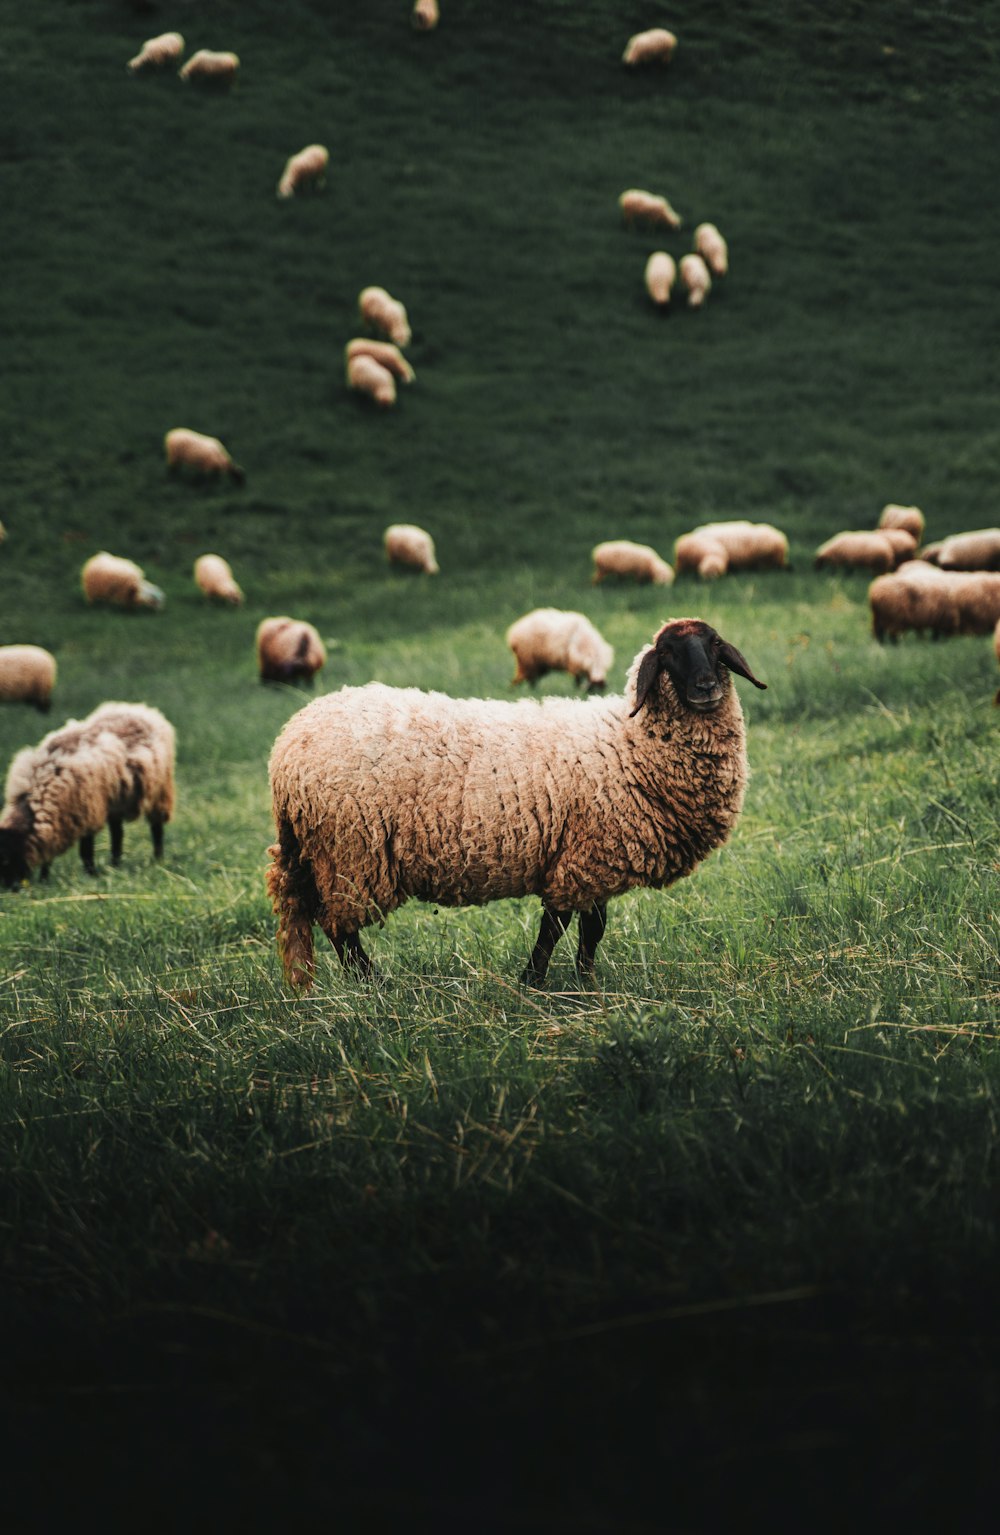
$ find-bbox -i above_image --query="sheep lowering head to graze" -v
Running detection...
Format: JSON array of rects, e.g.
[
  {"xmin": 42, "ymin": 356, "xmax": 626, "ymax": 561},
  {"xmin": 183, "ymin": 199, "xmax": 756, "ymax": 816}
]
[
  {"xmin": 345, "ymin": 338, "xmax": 415, "ymax": 384},
  {"xmin": 675, "ymin": 531, "xmax": 728, "ymax": 580},
  {"xmin": 194, "ymin": 554, "xmax": 243, "ymax": 606},
  {"xmin": 266, "ymin": 618, "xmax": 766, "ymax": 989},
  {"xmin": 256, "ymin": 618, "xmax": 327, "ymax": 686},
  {"xmin": 679, "ymin": 252, "xmax": 712, "ymax": 308},
  {"xmin": 384, "ymin": 524, "xmax": 439, "ymax": 574},
  {"xmin": 878, "ymin": 503, "xmax": 925, "ymax": 543},
  {"xmin": 358, "ymin": 286, "xmax": 412, "ymax": 347},
  {"xmin": 347, "ymin": 353, "xmax": 397, "ymax": 408},
  {"xmin": 592, "ymin": 540, "xmax": 674, "ymax": 586},
  {"xmin": 694, "ymin": 223, "xmax": 729, "ymax": 277},
  {"xmin": 165, "ymin": 427, "xmax": 245, "ymax": 486},
  {"xmin": 622, "ymin": 28, "xmax": 677, "ymax": 66},
  {"xmin": 0, "ymin": 702, "xmax": 175, "ymax": 888},
  {"xmin": 81, "ymin": 552, "xmax": 165, "ymax": 611},
  {"xmin": 693, "ymin": 521, "xmax": 789, "ymax": 572},
  {"xmin": 936, "ymin": 529, "xmax": 1000, "ymax": 572},
  {"xmin": 412, "ymin": 0, "xmax": 440, "ymax": 28},
  {"xmin": 506, "ymin": 608, "xmax": 614, "ymax": 693},
  {"xmin": 277, "ymin": 144, "xmax": 329, "ymax": 199},
  {"xmin": 815, "ymin": 531, "xmax": 900, "ymax": 574},
  {"xmin": 127, "ymin": 32, "xmax": 184, "ymax": 73},
  {"xmin": 0, "ymin": 646, "xmax": 57, "ymax": 712},
  {"xmin": 178, "ymin": 50, "xmax": 240, "ymax": 85},
  {"xmin": 644, "ymin": 251, "xmax": 677, "ymax": 308},
  {"xmin": 619, "ymin": 189, "xmax": 682, "ymax": 231}
]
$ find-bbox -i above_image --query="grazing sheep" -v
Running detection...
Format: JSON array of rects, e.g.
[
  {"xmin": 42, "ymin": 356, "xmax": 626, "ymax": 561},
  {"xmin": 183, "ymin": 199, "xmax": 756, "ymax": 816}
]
[
  {"xmin": 506, "ymin": 608, "xmax": 614, "ymax": 692},
  {"xmin": 679, "ymin": 521, "xmax": 789, "ymax": 576},
  {"xmin": 878, "ymin": 503, "xmax": 925, "ymax": 543},
  {"xmin": 412, "ymin": 0, "xmax": 440, "ymax": 28},
  {"xmin": 194, "ymin": 554, "xmax": 243, "ymax": 606},
  {"xmin": 0, "ymin": 519, "xmax": 5, "ymax": 542},
  {"xmin": 358, "ymin": 286, "xmax": 412, "ymax": 347},
  {"xmin": 679, "ymin": 252, "xmax": 712, "ymax": 308},
  {"xmin": 81, "ymin": 552, "xmax": 165, "ymax": 611},
  {"xmin": 384, "ymin": 524, "xmax": 439, "ymax": 574},
  {"xmin": 868, "ymin": 563, "xmax": 958, "ymax": 643},
  {"xmin": 674, "ymin": 531, "xmax": 728, "ymax": 580},
  {"xmin": 344, "ymin": 339, "xmax": 415, "ymax": 384},
  {"xmin": 815, "ymin": 531, "xmax": 899, "ymax": 574},
  {"xmin": 694, "ymin": 222, "xmax": 729, "ymax": 277},
  {"xmin": 592, "ymin": 539, "xmax": 674, "ymax": 587},
  {"xmin": 0, "ymin": 702, "xmax": 176, "ymax": 886},
  {"xmin": 276, "ymin": 143, "xmax": 329, "ymax": 199},
  {"xmin": 0, "ymin": 646, "xmax": 57, "ymax": 712},
  {"xmin": 256, "ymin": 618, "xmax": 327, "ymax": 686},
  {"xmin": 178, "ymin": 50, "xmax": 240, "ymax": 85},
  {"xmin": 266, "ymin": 618, "xmax": 766, "ymax": 988},
  {"xmin": 919, "ymin": 541, "xmax": 945, "ymax": 565},
  {"xmin": 619, "ymin": 189, "xmax": 682, "ymax": 231},
  {"xmin": 879, "ymin": 528, "xmax": 918, "ymax": 563},
  {"xmin": 951, "ymin": 572, "xmax": 1000, "ymax": 633},
  {"xmin": 936, "ymin": 529, "xmax": 1000, "ymax": 572},
  {"xmin": 165, "ymin": 428, "xmax": 245, "ymax": 486},
  {"xmin": 644, "ymin": 251, "xmax": 677, "ymax": 308},
  {"xmin": 346, "ymin": 353, "xmax": 397, "ymax": 408},
  {"xmin": 622, "ymin": 28, "xmax": 677, "ymax": 66},
  {"xmin": 127, "ymin": 32, "xmax": 184, "ymax": 73}
]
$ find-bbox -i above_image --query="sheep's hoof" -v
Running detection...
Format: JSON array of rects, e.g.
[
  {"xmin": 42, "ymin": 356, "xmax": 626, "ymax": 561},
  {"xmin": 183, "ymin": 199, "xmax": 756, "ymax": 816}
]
[{"xmin": 518, "ymin": 964, "xmax": 547, "ymax": 989}]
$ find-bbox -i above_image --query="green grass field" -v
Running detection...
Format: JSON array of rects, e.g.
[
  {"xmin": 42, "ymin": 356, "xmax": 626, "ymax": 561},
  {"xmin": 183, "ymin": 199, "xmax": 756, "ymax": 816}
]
[{"xmin": 2, "ymin": 2, "xmax": 999, "ymax": 1526}]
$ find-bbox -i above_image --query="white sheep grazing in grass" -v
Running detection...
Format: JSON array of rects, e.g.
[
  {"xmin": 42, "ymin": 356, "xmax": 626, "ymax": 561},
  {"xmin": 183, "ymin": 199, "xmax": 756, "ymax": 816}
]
[
  {"xmin": 694, "ymin": 222, "xmax": 729, "ymax": 277},
  {"xmin": 179, "ymin": 50, "xmax": 240, "ymax": 85},
  {"xmin": 81, "ymin": 552, "xmax": 165, "ymax": 611},
  {"xmin": 815, "ymin": 531, "xmax": 900, "ymax": 574},
  {"xmin": 689, "ymin": 521, "xmax": 789, "ymax": 573},
  {"xmin": 936, "ymin": 529, "xmax": 1000, "ymax": 571},
  {"xmin": 194, "ymin": 554, "xmax": 243, "ymax": 606},
  {"xmin": 0, "ymin": 701, "xmax": 175, "ymax": 886},
  {"xmin": 878, "ymin": 503, "xmax": 925, "ymax": 543},
  {"xmin": 619, "ymin": 189, "xmax": 682, "ymax": 231},
  {"xmin": 679, "ymin": 252, "xmax": 712, "ymax": 308},
  {"xmin": 412, "ymin": 0, "xmax": 440, "ymax": 29},
  {"xmin": 165, "ymin": 428, "xmax": 245, "ymax": 485},
  {"xmin": 127, "ymin": 32, "xmax": 184, "ymax": 73},
  {"xmin": 592, "ymin": 540, "xmax": 674, "ymax": 586},
  {"xmin": 384, "ymin": 524, "xmax": 439, "ymax": 574},
  {"xmin": 0, "ymin": 646, "xmax": 57, "ymax": 712},
  {"xmin": 266, "ymin": 617, "xmax": 766, "ymax": 988},
  {"xmin": 256, "ymin": 618, "xmax": 327, "ymax": 687},
  {"xmin": 358, "ymin": 286, "xmax": 412, "ymax": 347},
  {"xmin": 276, "ymin": 144, "xmax": 329, "ymax": 199},
  {"xmin": 506, "ymin": 608, "xmax": 614, "ymax": 692},
  {"xmin": 674, "ymin": 531, "xmax": 728, "ymax": 580},
  {"xmin": 344, "ymin": 338, "xmax": 416, "ymax": 384},
  {"xmin": 869, "ymin": 565, "xmax": 1000, "ymax": 642},
  {"xmin": 622, "ymin": 28, "xmax": 677, "ymax": 66},
  {"xmin": 347, "ymin": 353, "xmax": 397, "ymax": 408},
  {"xmin": 644, "ymin": 251, "xmax": 677, "ymax": 307}
]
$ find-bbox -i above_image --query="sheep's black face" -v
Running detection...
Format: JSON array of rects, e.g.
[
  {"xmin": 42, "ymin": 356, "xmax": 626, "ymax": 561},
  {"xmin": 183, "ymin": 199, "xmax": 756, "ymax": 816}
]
[
  {"xmin": 0, "ymin": 829, "xmax": 31, "ymax": 889},
  {"xmin": 631, "ymin": 619, "xmax": 766, "ymax": 716}
]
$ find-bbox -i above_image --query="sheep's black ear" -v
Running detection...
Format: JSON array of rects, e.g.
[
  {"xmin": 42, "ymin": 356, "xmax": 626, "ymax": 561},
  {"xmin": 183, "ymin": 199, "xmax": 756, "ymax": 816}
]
[
  {"xmin": 629, "ymin": 648, "xmax": 662, "ymax": 716},
  {"xmin": 718, "ymin": 639, "xmax": 767, "ymax": 690}
]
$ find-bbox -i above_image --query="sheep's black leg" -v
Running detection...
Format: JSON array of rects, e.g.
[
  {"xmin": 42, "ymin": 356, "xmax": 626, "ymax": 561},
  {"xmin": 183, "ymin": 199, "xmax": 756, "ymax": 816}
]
[
  {"xmin": 39, "ymin": 864, "xmax": 50, "ymax": 883},
  {"xmin": 331, "ymin": 930, "xmax": 376, "ymax": 979},
  {"xmin": 79, "ymin": 834, "xmax": 96, "ymax": 876},
  {"xmin": 149, "ymin": 817, "xmax": 165, "ymax": 860},
  {"xmin": 109, "ymin": 818, "xmax": 124, "ymax": 866},
  {"xmin": 520, "ymin": 903, "xmax": 571, "ymax": 986},
  {"xmin": 576, "ymin": 901, "xmax": 608, "ymax": 977}
]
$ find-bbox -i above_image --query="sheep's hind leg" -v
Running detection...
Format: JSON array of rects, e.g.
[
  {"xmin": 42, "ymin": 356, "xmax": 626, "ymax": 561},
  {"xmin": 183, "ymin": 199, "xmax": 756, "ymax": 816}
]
[
  {"xmin": 79, "ymin": 834, "xmax": 96, "ymax": 876},
  {"xmin": 149, "ymin": 815, "xmax": 165, "ymax": 860},
  {"xmin": 520, "ymin": 903, "xmax": 571, "ymax": 986},
  {"xmin": 327, "ymin": 926, "xmax": 377, "ymax": 981},
  {"xmin": 576, "ymin": 901, "xmax": 607, "ymax": 979},
  {"xmin": 109, "ymin": 818, "xmax": 124, "ymax": 866}
]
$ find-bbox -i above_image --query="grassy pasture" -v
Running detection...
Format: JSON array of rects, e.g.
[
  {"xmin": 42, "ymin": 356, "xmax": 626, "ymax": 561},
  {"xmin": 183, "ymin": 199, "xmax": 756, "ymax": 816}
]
[{"xmin": 2, "ymin": 1, "xmax": 1000, "ymax": 1525}]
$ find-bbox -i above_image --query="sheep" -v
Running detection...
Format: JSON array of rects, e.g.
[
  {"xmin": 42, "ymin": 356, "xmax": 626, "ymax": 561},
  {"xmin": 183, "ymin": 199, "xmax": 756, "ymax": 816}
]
[
  {"xmin": 679, "ymin": 252, "xmax": 712, "ymax": 308},
  {"xmin": 644, "ymin": 251, "xmax": 677, "ymax": 308},
  {"xmin": 412, "ymin": 0, "xmax": 440, "ymax": 29},
  {"xmin": 815, "ymin": 531, "xmax": 900, "ymax": 574},
  {"xmin": 256, "ymin": 618, "xmax": 327, "ymax": 686},
  {"xmin": 165, "ymin": 427, "xmax": 245, "ymax": 486},
  {"xmin": 81, "ymin": 552, "xmax": 165, "ymax": 611},
  {"xmin": 0, "ymin": 701, "xmax": 176, "ymax": 887},
  {"xmin": 868, "ymin": 565, "xmax": 1000, "ymax": 642},
  {"xmin": 878, "ymin": 503, "xmax": 925, "ymax": 543},
  {"xmin": 344, "ymin": 338, "xmax": 415, "ymax": 384},
  {"xmin": 592, "ymin": 539, "xmax": 674, "ymax": 587},
  {"xmin": 919, "ymin": 541, "xmax": 945, "ymax": 565},
  {"xmin": 506, "ymin": 608, "xmax": 614, "ymax": 693},
  {"xmin": 358, "ymin": 286, "xmax": 412, "ymax": 347},
  {"xmin": 694, "ymin": 223, "xmax": 729, "ymax": 277},
  {"xmin": 276, "ymin": 144, "xmax": 329, "ymax": 200},
  {"xmin": 384, "ymin": 524, "xmax": 439, "ymax": 574},
  {"xmin": 178, "ymin": 50, "xmax": 240, "ymax": 85},
  {"xmin": 194, "ymin": 554, "xmax": 243, "ymax": 606},
  {"xmin": 879, "ymin": 528, "xmax": 918, "ymax": 563},
  {"xmin": 677, "ymin": 521, "xmax": 789, "ymax": 577},
  {"xmin": 936, "ymin": 529, "xmax": 1000, "ymax": 572},
  {"xmin": 0, "ymin": 646, "xmax": 57, "ymax": 712},
  {"xmin": 674, "ymin": 531, "xmax": 728, "ymax": 581},
  {"xmin": 127, "ymin": 32, "xmax": 184, "ymax": 73},
  {"xmin": 346, "ymin": 353, "xmax": 397, "ymax": 408},
  {"xmin": 266, "ymin": 617, "xmax": 766, "ymax": 989},
  {"xmin": 622, "ymin": 28, "xmax": 677, "ymax": 66},
  {"xmin": 951, "ymin": 572, "xmax": 1000, "ymax": 633},
  {"xmin": 619, "ymin": 189, "xmax": 682, "ymax": 231}
]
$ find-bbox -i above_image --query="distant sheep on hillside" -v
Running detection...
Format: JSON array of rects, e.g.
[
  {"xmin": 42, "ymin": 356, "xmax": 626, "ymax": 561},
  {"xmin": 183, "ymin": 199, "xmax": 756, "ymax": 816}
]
[
  {"xmin": 694, "ymin": 223, "xmax": 729, "ymax": 277},
  {"xmin": 506, "ymin": 608, "xmax": 614, "ymax": 692},
  {"xmin": 878, "ymin": 503, "xmax": 925, "ymax": 543},
  {"xmin": 277, "ymin": 144, "xmax": 329, "ymax": 199},
  {"xmin": 194, "ymin": 554, "xmax": 243, "ymax": 606},
  {"xmin": 815, "ymin": 531, "xmax": 901, "ymax": 574},
  {"xmin": 0, "ymin": 646, "xmax": 57, "ymax": 712},
  {"xmin": 679, "ymin": 253, "xmax": 712, "ymax": 308},
  {"xmin": 359, "ymin": 286, "xmax": 412, "ymax": 347},
  {"xmin": 412, "ymin": 0, "xmax": 440, "ymax": 29},
  {"xmin": 165, "ymin": 428, "xmax": 245, "ymax": 485},
  {"xmin": 619, "ymin": 189, "xmax": 682, "ymax": 231},
  {"xmin": 179, "ymin": 50, "xmax": 240, "ymax": 85},
  {"xmin": 82, "ymin": 553, "xmax": 164, "ymax": 611},
  {"xmin": 936, "ymin": 529, "xmax": 1000, "ymax": 571},
  {"xmin": 622, "ymin": 29, "xmax": 677, "ymax": 66},
  {"xmin": 644, "ymin": 251, "xmax": 677, "ymax": 307},
  {"xmin": 347, "ymin": 353, "xmax": 397, "ymax": 408},
  {"xmin": 344, "ymin": 339, "xmax": 415, "ymax": 384},
  {"xmin": 256, "ymin": 618, "xmax": 327, "ymax": 686},
  {"xmin": 384, "ymin": 524, "xmax": 438, "ymax": 574},
  {"xmin": 592, "ymin": 540, "xmax": 674, "ymax": 586},
  {"xmin": 127, "ymin": 33, "xmax": 184, "ymax": 73}
]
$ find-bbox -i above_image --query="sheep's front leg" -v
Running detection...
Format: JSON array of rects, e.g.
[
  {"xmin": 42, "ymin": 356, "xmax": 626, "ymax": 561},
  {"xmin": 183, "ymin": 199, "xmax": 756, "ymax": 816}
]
[
  {"xmin": 520, "ymin": 903, "xmax": 571, "ymax": 986},
  {"xmin": 109, "ymin": 817, "xmax": 124, "ymax": 866},
  {"xmin": 576, "ymin": 901, "xmax": 607, "ymax": 977},
  {"xmin": 79, "ymin": 834, "xmax": 96, "ymax": 876},
  {"xmin": 329, "ymin": 928, "xmax": 377, "ymax": 980},
  {"xmin": 149, "ymin": 816, "xmax": 165, "ymax": 860}
]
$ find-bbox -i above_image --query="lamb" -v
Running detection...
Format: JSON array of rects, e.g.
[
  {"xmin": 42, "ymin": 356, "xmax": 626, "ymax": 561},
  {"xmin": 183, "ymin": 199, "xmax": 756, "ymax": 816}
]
[
  {"xmin": 344, "ymin": 338, "xmax": 415, "ymax": 384},
  {"xmin": 194, "ymin": 554, "xmax": 243, "ymax": 606},
  {"xmin": 127, "ymin": 32, "xmax": 184, "ymax": 73},
  {"xmin": 266, "ymin": 618, "xmax": 766, "ymax": 988},
  {"xmin": 358, "ymin": 286, "xmax": 412, "ymax": 347},
  {"xmin": 506, "ymin": 608, "xmax": 614, "ymax": 692},
  {"xmin": 592, "ymin": 539, "xmax": 674, "ymax": 587},
  {"xmin": 878, "ymin": 503, "xmax": 925, "ymax": 543},
  {"xmin": 0, "ymin": 702, "xmax": 175, "ymax": 887},
  {"xmin": 679, "ymin": 252, "xmax": 712, "ymax": 308},
  {"xmin": 165, "ymin": 427, "xmax": 245, "ymax": 486},
  {"xmin": 256, "ymin": 618, "xmax": 327, "ymax": 686},
  {"xmin": 412, "ymin": 0, "xmax": 440, "ymax": 29},
  {"xmin": 178, "ymin": 50, "xmax": 240, "ymax": 85},
  {"xmin": 384, "ymin": 524, "xmax": 439, "ymax": 574},
  {"xmin": 694, "ymin": 223, "xmax": 729, "ymax": 277},
  {"xmin": 347, "ymin": 353, "xmax": 397, "ymax": 408},
  {"xmin": 936, "ymin": 529, "xmax": 1000, "ymax": 571},
  {"xmin": 644, "ymin": 251, "xmax": 677, "ymax": 307},
  {"xmin": 0, "ymin": 646, "xmax": 57, "ymax": 712},
  {"xmin": 277, "ymin": 144, "xmax": 329, "ymax": 200},
  {"xmin": 619, "ymin": 189, "xmax": 682, "ymax": 231},
  {"xmin": 815, "ymin": 531, "xmax": 900, "ymax": 573},
  {"xmin": 622, "ymin": 28, "xmax": 678, "ymax": 66},
  {"xmin": 81, "ymin": 552, "xmax": 165, "ymax": 611}
]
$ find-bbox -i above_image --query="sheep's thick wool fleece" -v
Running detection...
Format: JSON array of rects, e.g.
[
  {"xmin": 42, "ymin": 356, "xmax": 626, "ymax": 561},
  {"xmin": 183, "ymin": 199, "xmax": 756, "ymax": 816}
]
[{"xmin": 268, "ymin": 650, "xmax": 749, "ymax": 930}]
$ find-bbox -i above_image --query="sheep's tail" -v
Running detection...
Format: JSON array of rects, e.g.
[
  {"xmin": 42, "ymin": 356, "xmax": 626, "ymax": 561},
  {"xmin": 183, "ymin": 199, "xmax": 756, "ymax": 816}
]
[{"xmin": 266, "ymin": 818, "xmax": 318, "ymax": 990}]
